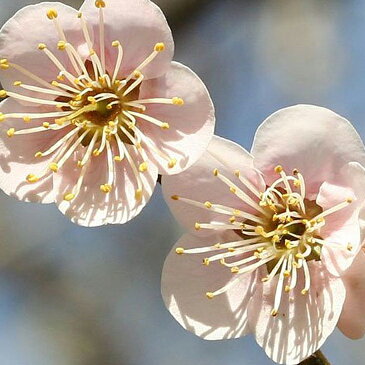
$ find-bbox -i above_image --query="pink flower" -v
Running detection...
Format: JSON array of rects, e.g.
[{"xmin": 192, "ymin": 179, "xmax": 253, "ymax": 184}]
[
  {"xmin": 161, "ymin": 105, "xmax": 365, "ymax": 364},
  {"xmin": 0, "ymin": 0, "xmax": 214, "ymax": 226}
]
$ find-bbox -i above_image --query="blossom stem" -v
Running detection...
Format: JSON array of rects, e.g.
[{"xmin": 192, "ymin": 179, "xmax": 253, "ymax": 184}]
[{"xmin": 299, "ymin": 350, "xmax": 331, "ymax": 365}]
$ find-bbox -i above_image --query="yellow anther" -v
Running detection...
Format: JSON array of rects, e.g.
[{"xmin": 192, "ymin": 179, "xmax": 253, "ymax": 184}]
[
  {"xmin": 0, "ymin": 90, "xmax": 7, "ymax": 98},
  {"xmin": 229, "ymin": 216, "xmax": 236, "ymax": 223},
  {"xmin": 26, "ymin": 174, "xmax": 40, "ymax": 183},
  {"xmin": 38, "ymin": 43, "xmax": 47, "ymax": 50},
  {"xmin": 57, "ymin": 74, "xmax": 65, "ymax": 81},
  {"xmin": 77, "ymin": 160, "xmax": 83, "ymax": 168},
  {"xmin": 135, "ymin": 189, "xmax": 143, "ymax": 201},
  {"xmin": 194, "ymin": 222, "xmax": 201, "ymax": 230},
  {"xmin": 112, "ymin": 40, "xmax": 120, "ymax": 47},
  {"xmin": 171, "ymin": 195, "xmax": 179, "ymax": 200},
  {"xmin": 7, "ymin": 128, "xmax": 15, "ymax": 137},
  {"xmin": 346, "ymin": 198, "xmax": 353, "ymax": 204},
  {"xmin": 46, "ymin": 9, "xmax": 58, "ymax": 19},
  {"xmin": 203, "ymin": 258, "xmax": 210, "ymax": 266},
  {"xmin": 51, "ymin": 81, "xmax": 59, "ymax": 87},
  {"xmin": 133, "ymin": 70, "xmax": 142, "ymax": 78},
  {"xmin": 35, "ymin": 152, "xmax": 43, "ymax": 158},
  {"xmin": 172, "ymin": 97, "xmax": 184, "ymax": 106},
  {"xmin": 255, "ymin": 226, "xmax": 265, "ymax": 235},
  {"xmin": 293, "ymin": 168, "xmax": 299, "ymax": 175},
  {"xmin": 175, "ymin": 247, "xmax": 184, "ymax": 255},
  {"xmin": 95, "ymin": 0, "xmax": 106, "ymax": 8},
  {"xmin": 63, "ymin": 192, "xmax": 75, "ymax": 201},
  {"xmin": 204, "ymin": 201, "xmax": 212, "ymax": 208},
  {"xmin": 154, "ymin": 42, "xmax": 165, "ymax": 52},
  {"xmin": 271, "ymin": 309, "xmax": 278, "ymax": 317},
  {"xmin": 74, "ymin": 78, "xmax": 81, "ymax": 86},
  {"xmin": 214, "ymin": 243, "xmax": 221, "ymax": 249},
  {"xmin": 139, "ymin": 162, "xmax": 148, "ymax": 172},
  {"xmin": 108, "ymin": 121, "xmax": 116, "ymax": 128},
  {"xmin": 284, "ymin": 270, "xmax": 291, "ymax": 277},
  {"xmin": 231, "ymin": 267, "xmax": 239, "ymax": 274},
  {"xmin": 57, "ymin": 40, "xmax": 67, "ymax": 50},
  {"xmin": 294, "ymin": 179, "xmax": 301, "ymax": 187},
  {"xmin": 271, "ymin": 235, "xmax": 280, "ymax": 244},
  {"xmin": 49, "ymin": 162, "xmax": 59, "ymax": 172},
  {"xmin": 0, "ymin": 113, "xmax": 5, "ymax": 122},
  {"xmin": 301, "ymin": 289, "xmax": 308, "ymax": 295},
  {"xmin": 295, "ymin": 253, "xmax": 304, "ymax": 259},
  {"xmin": 347, "ymin": 243, "xmax": 353, "ymax": 251},
  {"xmin": 285, "ymin": 240, "xmax": 293, "ymax": 249},
  {"xmin": 93, "ymin": 148, "xmax": 100, "ymax": 156},
  {"xmin": 42, "ymin": 122, "xmax": 50, "ymax": 128},
  {"xmin": 87, "ymin": 96, "xmax": 97, "ymax": 104},
  {"xmin": 284, "ymin": 285, "xmax": 290, "ymax": 293},
  {"xmin": 13, "ymin": 81, "xmax": 22, "ymax": 86},
  {"xmin": 234, "ymin": 170, "xmax": 240, "ymax": 177},
  {"xmin": 213, "ymin": 168, "xmax": 219, "ymax": 176},
  {"xmin": 274, "ymin": 165, "xmax": 283, "ymax": 173},
  {"xmin": 168, "ymin": 158, "xmax": 177, "ymax": 168},
  {"xmin": 100, "ymin": 184, "xmax": 112, "ymax": 193},
  {"xmin": 230, "ymin": 187, "xmax": 236, "ymax": 193},
  {"xmin": 228, "ymin": 248, "xmax": 235, "ymax": 252},
  {"xmin": 114, "ymin": 156, "xmax": 122, "ymax": 162},
  {"xmin": 90, "ymin": 49, "xmax": 96, "ymax": 56},
  {"xmin": 261, "ymin": 276, "xmax": 269, "ymax": 282},
  {"xmin": 161, "ymin": 122, "xmax": 170, "ymax": 129},
  {"xmin": 0, "ymin": 59, "xmax": 9, "ymax": 70},
  {"xmin": 55, "ymin": 118, "xmax": 64, "ymax": 126}
]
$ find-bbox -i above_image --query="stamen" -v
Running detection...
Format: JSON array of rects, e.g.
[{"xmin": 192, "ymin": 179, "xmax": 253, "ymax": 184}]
[
  {"xmin": 271, "ymin": 257, "xmax": 288, "ymax": 316},
  {"xmin": 111, "ymin": 41, "xmax": 123, "ymax": 83},
  {"xmin": 127, "ymin": 110, "xmax": 169, "ymax": 129}
]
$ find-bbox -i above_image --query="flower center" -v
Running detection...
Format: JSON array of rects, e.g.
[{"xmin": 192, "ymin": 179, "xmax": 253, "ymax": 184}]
[
  {"xmin": 173, "ymin": 165, "xmax": 353, "ymax": 316},
  {"xmin": 0, "ymin": 4, "xmax": 184, "ymax": 201}
]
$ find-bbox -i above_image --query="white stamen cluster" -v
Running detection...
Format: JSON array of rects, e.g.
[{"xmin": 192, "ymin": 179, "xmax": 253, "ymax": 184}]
[
  {"xmin": 0, "ymin": 3, "xmax": 184, "ymax": 202},
  {"xmin": 173, "ymin": 165, "xmax": 353, "ymax": 316}
]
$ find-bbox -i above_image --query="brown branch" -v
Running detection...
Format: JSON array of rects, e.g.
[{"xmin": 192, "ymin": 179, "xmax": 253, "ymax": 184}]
[{"xmin": 299, "ymin": 350, "xmax": 331, "ymax": 365}]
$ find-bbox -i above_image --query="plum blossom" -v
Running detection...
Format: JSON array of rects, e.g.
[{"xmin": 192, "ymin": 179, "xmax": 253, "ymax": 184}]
[
  {"xmin": 0, "ymin": 0, "xmax": 214, "ymax": 226},
  {"xmin": 161, "ymin": 105, "xmax": 365, "ymax": 364}
]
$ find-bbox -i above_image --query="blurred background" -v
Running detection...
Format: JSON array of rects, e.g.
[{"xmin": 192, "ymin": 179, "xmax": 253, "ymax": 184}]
[{"xmin": 0, "ymin": 0, "xmax": 365, "ymax": 364}]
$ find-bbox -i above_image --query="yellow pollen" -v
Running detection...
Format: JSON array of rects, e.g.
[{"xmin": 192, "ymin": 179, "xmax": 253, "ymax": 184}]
[
  {"xmin": 13, "ymin": 81, "xmax": 22, "ymax": 86},
  {"xmin": 77, "ymin": 160, "xmax": 83, "ymax": 168},
  {"xmin": 57, "ymin": 41, "xmax": 67, "ymax": 50},
  {"xmin": 203, "ymin": 258, "xmax": 210, "ymax": 266},
  {"xmin": 51, "ymin": 81, "xmax": 59, "ymax": 87},
  {"xmin": 112, "ymin": 40, "xmax": 120, "ymax": 47},
  {"xmin": 229, "ymin": 216, "xmax": 236, "ymax": 223},
  {"xmin": 49, "ymin": 162, "xmax": 59, "ymax": 172},
  {"xmin": 7, "ymin": 128, "xmax": 15, "ymax": 137},
  {"xmin": 154, "ymin": 42, "xmax": 165, "ymax": 52},
  {"xmin": 26, "ymin": 174, "xmax": 40, "ymax": 183},
  {"xmin": 0, "ymin": 90, "xmax": 7, "ymax": 98},
  {"xmin": 93, "ymin": 149, "xmax": 100, "ymax": 157},
  {"xmin": 204, "ymin": 201, "xmax": 212, "ymax": 208},
  {"xmin": 0, "ymin": 113, "xmax": 5, "ymax": 122},
  {"xmin": 63, "ymin": 193, "xmax": 75, "ymax": 201},
  {"xmin": 0, "ymin": 59, "xmax": 9, "ymax": 70},
  {"xmin": 139, "ymin": 162, "xmax": 148, "ymax": 172},
  {"xmin": 231, "ymin": 267, "xmax": 240, "ymax": 274},
  {"xmin": 135, "ymin": 189, "xmax": 143, "ymax": 201},
  {"xmin": 284, "ymin": 285, "xmax": 290, "ymax": 293},
  {"xmin": 35, "ymin": 152, "xmax": 43, "ymax": 158},
  {"xmin": 100, "ymin": 184, "xmax": 113, "ymax": 193},
  {"xmin": 57, "ymin": 74, "xmax": 65, "ymax": 81},
  {"xmin": 171, "ymin": 195, "xmax": 179, "ymax": 200},
  {"xmin": 284, "ymin": 270, "xmax": 291, "ymax": 277},
  {"xmin": 206, "ymin": 292, "xmax": 214, "ymax": 299},
  {"xmin": 195, "ymin": 222, "xmax": 201, "ymax": 230},
  {"xmin": 172, "ymin": 97, "xmax": 184, "ymax": 106},
  {"xmin": 55, "ymin": 118, "xmax": 64, "ymax": 126},
  {"xmin": 46, "ymin": 9, "xmax": 58, "ymax": 19},
  {"xmin": 161, "ymin": 122, "xmax": 170, "ymax": 129},
  {"xmin": 175, "ymin": 247, "xmax": 184, "ymax": 255},
  {"xmin": 38, "ymin": 43, "xmax": 47, "ymax": 50},
  {"xmin": 230, "ymin": 187, "xmax": 236, "ymax": 193},
  {"xmin": 274, "ymin": 165, "xmax": 283, "ymax": 173},
  {"xmin": 42, "ymin": 122, "xmax": 50, "ymax": 128},
  {"xmin": 95, "ymin": 0, "xmax": 106, "ymax": 8},
  {"xmin": 114, "ymin": 156, "xmax": 122, "ymax": 162},
  {"xmin": 255, "ymin": 226, "xmax": 265, "ymax": 235},
  {"xmin": 168, "ymin": 158, "xmax": 177, "ymax": 168}
]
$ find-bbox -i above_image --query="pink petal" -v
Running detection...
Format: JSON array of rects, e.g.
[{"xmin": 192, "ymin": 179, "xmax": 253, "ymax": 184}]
[
  {"xmin": 79, "ymin": 0, "xmax": 174, "ymax": 79},
  {"xmin": 248, "ymin": 262, "xmax": 345, "ymax": 364},
  {"xmin": 0, "ymin": 98, "xmax": 72, "ymax": 203},
  {"xmin": 162, "ymin": 135, "xmax": 266, "ymax": 233},
  {"xmin": 161, "ymin": 232, "xmax": 258, "ymax": 340},
  {"xmin": 53, "ymin": 142, "xmax": 157, "ymax": 227},
  {"xmin": 0, "ymin": 3, "xmax": 85, "ymax": 93},
  {"xmin": 138, "ymin": 61, "xmax": 215, "ymax": 175},
  {"xmin": 317, "ymin": 163, "xmax": 365, "ymax": 276},
  {"xmin": 251, "ymin": 105, "xmax": 365, "ymax": 196},
  {"xmin": 337, "ymin": 250, "xmax": 365, "ymax": 339}
]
